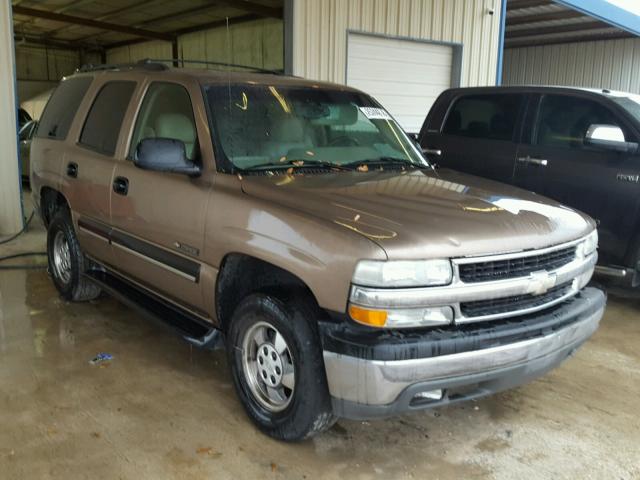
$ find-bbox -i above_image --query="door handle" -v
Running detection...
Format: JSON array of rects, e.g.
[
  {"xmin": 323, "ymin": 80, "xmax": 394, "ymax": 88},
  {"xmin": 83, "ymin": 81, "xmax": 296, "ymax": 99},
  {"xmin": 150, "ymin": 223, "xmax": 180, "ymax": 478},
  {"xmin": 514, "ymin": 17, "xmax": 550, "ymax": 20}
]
[
  {"xmin": 66, "ymin": 162, "xmax": 78, "ymax": 178},
  {"xmin": 517, "ymin": 156, "xmax": 548, "ymax": 167},
  {"xmin": 422, "ymin": 147, "xmax": 442, "ymax": 156},
  {"xmin": 112, "ymin": 176, "xmax": 129, "ymax": 196}
]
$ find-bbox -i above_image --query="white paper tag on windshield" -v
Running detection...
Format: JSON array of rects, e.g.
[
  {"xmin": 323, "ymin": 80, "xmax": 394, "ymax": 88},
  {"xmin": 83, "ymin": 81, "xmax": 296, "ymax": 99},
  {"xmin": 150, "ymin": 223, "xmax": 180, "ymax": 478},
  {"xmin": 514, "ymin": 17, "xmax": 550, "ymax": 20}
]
[{"xmin": 359, "ymin": 107, "xmax": 392, "ymax": 120}]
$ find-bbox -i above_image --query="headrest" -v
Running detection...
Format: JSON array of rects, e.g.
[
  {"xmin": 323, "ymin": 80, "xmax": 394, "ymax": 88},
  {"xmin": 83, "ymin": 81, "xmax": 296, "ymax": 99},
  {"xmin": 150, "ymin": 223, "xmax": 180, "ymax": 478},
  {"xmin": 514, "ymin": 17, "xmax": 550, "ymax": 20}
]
[
  {"xmin": 273, "ymin": 116, "xmax": 306, "ymax": 142},
  {"xmin": 155, "ymin": 113, "xmax": 196, "ymax": 144},
  {"xmin": 311, "ymin": 104, "xmax": 358, "ymax": 126}
]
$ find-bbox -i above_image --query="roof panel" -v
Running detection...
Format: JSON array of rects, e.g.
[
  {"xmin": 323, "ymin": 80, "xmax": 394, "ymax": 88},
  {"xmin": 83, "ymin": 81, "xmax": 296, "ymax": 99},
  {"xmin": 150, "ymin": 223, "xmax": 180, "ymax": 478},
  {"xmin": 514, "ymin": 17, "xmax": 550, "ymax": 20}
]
[{"xmin": 505, "ymin": 0, "xmax": 637, "ymax": 48}]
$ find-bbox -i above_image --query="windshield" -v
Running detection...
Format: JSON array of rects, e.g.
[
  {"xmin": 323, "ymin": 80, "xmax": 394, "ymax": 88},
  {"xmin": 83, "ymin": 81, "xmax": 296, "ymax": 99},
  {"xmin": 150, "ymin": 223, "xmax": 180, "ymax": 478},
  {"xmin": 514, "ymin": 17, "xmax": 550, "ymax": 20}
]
[
  {"xmin": 204, "ymin": 84, "xmax": 427, "ymax": 171},
  {"xmin": 608, "ymin": 92, "xmax": 640, "ymax": 124}
]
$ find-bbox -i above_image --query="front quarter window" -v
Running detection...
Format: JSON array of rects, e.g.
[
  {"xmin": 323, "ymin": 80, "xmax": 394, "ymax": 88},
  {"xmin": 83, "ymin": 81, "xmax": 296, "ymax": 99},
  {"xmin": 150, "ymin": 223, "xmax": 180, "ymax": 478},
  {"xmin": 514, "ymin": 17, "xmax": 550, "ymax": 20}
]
[{"xmin": 204, "ymin": 84, "xmax": 426, "ymax": 172}]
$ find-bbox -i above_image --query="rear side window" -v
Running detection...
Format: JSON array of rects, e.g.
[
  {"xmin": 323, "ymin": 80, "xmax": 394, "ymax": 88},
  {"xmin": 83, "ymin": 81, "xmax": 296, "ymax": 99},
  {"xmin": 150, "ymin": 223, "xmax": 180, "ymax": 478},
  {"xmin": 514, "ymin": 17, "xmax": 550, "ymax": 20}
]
[
  {"xmin": 79, "ymin": 81, "xmax": 136, "ymax": 156},
  {"xmin": 442, "ymin": 94, "xmax": 523, "ymax": 141},
  {"xmin": 36, "ymin": 76, "xmax": 92, "ymax": 140}
]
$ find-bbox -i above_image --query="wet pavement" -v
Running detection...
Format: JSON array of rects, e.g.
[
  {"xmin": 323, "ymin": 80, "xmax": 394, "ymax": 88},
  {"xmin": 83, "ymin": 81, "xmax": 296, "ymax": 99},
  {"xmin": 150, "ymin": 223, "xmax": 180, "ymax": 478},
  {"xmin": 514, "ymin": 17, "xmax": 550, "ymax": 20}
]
[{"xmin": 1, "ymin": 203, "xmax": 639, "ymax": 479}]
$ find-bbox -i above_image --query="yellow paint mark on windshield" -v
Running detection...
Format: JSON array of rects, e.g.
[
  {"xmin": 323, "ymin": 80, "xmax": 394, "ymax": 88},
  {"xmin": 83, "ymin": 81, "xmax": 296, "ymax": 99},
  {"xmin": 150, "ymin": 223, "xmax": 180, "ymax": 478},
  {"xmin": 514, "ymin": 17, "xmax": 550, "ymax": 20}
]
[
  {"xmin": 235, "ymin": 92, "xmax": 248, "ymax": 110},
  {"xmin": 268, "ymin": 86, "xmax": 291, "ymax": 113}
]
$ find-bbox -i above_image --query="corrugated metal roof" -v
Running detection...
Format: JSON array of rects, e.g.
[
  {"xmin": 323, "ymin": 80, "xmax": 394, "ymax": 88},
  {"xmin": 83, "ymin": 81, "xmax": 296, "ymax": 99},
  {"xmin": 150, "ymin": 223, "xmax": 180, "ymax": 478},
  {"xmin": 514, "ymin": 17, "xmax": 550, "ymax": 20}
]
[
  {"xmin": 505, "ymin": 0, "xmax": 636, "ymax": 49},
  {"xmin": 11, "ymin": 0, "xmax": 283, "ymax": 53}
]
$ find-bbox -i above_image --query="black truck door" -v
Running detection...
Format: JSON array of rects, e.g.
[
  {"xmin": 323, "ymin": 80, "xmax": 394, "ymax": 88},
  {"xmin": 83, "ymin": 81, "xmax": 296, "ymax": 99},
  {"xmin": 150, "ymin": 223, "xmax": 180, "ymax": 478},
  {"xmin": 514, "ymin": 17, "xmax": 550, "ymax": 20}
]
[
  {"xmin": 419, "ymin": 92, "xmax": 525, "ymax": 183},
  {"xmin": 514, "ymin": 93, "xmax": 640, "ymax": 267}
]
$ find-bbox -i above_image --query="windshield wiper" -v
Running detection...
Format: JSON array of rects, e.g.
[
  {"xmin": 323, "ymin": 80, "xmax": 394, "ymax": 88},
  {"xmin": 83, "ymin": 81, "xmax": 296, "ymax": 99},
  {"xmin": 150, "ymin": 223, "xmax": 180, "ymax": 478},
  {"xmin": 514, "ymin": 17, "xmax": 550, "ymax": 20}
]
[
  {"xmin": 241, "ymin": 159, "xmax": 350, "ymax": 172},
  {"xmin": 343, "ymin": 157, "xmax": 430, "ymax": 170}
]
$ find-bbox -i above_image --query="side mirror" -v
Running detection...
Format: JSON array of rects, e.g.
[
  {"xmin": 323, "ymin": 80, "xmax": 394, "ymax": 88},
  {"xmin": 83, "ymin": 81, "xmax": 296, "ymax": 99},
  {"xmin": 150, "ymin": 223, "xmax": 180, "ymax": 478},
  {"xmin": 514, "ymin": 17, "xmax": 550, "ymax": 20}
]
[
  {"xmin": 134, "ymin": 138, "xmax": 201, "ymax": 177},
  {"xmin": 585, "ymin": 124, "xmax": 638, "ymax": 153}
]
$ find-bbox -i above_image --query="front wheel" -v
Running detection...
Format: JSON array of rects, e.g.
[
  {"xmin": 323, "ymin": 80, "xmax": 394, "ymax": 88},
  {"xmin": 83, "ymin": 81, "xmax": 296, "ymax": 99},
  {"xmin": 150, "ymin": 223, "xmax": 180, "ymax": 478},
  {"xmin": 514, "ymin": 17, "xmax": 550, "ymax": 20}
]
[{"xmin": 227, "ymin": 293, "xmax": 336, "ymax": 441}]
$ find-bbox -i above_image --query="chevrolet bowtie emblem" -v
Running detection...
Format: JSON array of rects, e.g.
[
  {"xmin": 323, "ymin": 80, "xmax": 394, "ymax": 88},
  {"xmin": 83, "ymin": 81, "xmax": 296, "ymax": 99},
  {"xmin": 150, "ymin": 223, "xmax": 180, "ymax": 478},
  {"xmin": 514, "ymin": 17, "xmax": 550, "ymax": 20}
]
[{"xmin": 528, "ymin": 271, "xmax": 557, "ymax": 296}]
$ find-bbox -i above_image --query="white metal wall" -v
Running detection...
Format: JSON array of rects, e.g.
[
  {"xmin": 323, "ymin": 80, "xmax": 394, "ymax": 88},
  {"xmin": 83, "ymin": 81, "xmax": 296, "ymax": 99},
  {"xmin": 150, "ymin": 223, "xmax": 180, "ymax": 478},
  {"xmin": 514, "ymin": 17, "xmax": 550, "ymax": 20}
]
[
  {"xmin": 1, "ymin": 3, "xmax": 22, "ymax": 234},
  {"xmin": 106, "ymin": 19, "xmax": 283, "ymax": 71},
  {"xmin": 292, "ymin": 0, "xmax": 502, "ymax": 87},
  {"xmin": 346, "ymin": 33, "xmax": 454, "ymax": 132},
  {"xmin": 503, "ymin": 38, "xmax": 640, "ymax": 94}
]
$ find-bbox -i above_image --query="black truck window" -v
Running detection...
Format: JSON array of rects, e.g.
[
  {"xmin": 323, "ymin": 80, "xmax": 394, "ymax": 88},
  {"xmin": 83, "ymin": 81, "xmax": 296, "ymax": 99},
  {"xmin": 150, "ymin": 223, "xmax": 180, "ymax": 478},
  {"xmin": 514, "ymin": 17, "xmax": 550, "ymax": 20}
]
[{"xmin": 443, "ymin": 94, "xmax": 523, "ymax": 141}]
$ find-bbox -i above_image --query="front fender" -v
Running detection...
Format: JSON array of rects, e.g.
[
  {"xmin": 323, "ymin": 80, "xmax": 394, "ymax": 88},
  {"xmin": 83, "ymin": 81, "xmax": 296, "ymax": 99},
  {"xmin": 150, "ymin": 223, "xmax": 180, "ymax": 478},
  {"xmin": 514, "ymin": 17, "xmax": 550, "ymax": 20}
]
[{"xmin": 204, "ymin": 177, "xmax": 386, "ymax": 313}]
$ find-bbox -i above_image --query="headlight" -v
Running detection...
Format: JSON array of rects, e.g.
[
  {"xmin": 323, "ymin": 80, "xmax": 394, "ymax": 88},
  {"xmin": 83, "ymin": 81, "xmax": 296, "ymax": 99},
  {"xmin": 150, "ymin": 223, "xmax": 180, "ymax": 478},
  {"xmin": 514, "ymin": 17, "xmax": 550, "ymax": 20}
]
[
  {"xmin": 352, "ymin": 259, "xmax": 453, "ymax": 288},
  {"xmin": 579, "ymin": 230, "xmax": 598, "ymax": 257}
]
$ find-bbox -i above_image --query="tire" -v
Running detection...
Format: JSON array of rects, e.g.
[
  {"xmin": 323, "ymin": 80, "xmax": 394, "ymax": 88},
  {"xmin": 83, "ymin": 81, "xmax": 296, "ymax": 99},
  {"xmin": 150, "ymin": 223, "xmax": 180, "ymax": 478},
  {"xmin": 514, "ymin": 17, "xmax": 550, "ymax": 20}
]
[
  {"xmin": 227, "ymin": 292, "xmax": 336, "ymax": 441},
  {"xmin": 47, "ymin": 208, "xmax": 101, "ymax": 302}
]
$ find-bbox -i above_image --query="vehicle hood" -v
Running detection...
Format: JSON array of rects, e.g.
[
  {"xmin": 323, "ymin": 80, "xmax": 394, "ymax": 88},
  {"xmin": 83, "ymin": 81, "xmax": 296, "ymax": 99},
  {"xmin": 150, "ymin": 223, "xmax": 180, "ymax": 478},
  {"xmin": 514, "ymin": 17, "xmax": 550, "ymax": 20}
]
[{"xmin": 240, "ymin": 169, "xmax": 595, "ymax": 260}]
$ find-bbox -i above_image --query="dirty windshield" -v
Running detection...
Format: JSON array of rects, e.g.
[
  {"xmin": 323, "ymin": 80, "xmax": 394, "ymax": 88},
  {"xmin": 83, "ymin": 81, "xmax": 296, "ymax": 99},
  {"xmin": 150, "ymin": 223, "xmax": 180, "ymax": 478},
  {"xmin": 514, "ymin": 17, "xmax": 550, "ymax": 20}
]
[{"xmin": 205, "ymin": 84, "xmax": 427, "ymax": 171}]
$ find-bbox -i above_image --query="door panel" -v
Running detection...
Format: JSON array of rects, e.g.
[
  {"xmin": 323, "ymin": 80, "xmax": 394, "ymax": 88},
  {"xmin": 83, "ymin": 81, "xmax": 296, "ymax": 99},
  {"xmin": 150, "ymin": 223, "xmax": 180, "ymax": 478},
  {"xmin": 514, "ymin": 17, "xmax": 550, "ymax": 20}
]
[
  {"xmin": 421, "ymin": 93, "xmax": 524, "ymax": 183},
  {"xmin": 110, "ymin": 81, "xmax": 208, "ymax": 312},
  {"xmin": 66, "ymin": 146, "xmax": 116, "ymax": 264},
  {"xmin": 514, "ymin": 94, "xmax": 640, "ymax": 266},
  {"xmin": 110, "ymin": 164, "xmax": 209, "ymax": 310},
  {"xmin": 69, "ymin": 80, "xmax": 137, "ymax": 266}
]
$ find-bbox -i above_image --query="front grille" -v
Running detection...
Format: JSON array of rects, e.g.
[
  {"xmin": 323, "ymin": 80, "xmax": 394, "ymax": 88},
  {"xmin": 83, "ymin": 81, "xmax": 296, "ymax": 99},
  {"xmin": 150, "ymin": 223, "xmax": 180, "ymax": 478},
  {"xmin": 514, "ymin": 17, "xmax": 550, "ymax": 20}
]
[
  {"xmin": 460, "ymin": 282, "xmax": 573, "ymax": 318},
  {"xmin": 458, "ymin": 246, "xmax": 576, "ymax": 283}
]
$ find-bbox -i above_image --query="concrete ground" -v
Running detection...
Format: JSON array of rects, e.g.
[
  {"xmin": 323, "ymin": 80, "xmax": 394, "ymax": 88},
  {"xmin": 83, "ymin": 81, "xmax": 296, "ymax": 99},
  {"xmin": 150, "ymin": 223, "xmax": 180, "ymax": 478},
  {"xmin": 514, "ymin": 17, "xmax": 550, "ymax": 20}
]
[{"xmin": 1, "ymin": 193, "xmax": 639, "ymax": 480}]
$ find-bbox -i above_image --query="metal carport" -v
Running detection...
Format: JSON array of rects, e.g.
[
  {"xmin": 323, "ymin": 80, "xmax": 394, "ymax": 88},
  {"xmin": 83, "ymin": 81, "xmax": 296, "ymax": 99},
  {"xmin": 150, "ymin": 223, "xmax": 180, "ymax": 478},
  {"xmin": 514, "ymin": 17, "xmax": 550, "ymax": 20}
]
[{"xmin": 500, "ymin": 0, "xmax": 640, "ymax": 90}]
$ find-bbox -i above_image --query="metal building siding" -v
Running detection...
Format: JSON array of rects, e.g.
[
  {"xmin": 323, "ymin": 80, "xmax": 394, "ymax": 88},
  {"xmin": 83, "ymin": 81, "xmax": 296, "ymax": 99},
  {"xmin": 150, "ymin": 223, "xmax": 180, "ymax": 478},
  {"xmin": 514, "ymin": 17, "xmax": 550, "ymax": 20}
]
[
  {"xmin": 503, "ymin": 38, "xmax": 640, "ymax": 94},
  {"xmin": 106, "ymin": 41, "xmax": 172, "ymax": 65},
  {"xmin": 105, "ymin": 19, "xmax": 283, "ymax": 70},
  {"xmin": 15, "ymin": 46, "xmax": 80, "ymax": 81},
  {"xmin": 292, "ymin": 0, "xmax": 502, "ymax": 88},
  {"xmin": 178, "ymin": 18, "xmax": 283, "ymax": 71}
]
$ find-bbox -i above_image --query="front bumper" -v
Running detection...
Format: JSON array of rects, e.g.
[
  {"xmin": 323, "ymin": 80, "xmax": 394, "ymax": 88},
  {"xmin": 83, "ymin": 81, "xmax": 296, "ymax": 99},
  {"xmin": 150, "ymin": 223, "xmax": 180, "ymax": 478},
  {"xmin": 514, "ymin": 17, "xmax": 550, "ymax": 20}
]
[{"xmin": 322, "ymin": 287, "xmax": 605, "ymax": 420}]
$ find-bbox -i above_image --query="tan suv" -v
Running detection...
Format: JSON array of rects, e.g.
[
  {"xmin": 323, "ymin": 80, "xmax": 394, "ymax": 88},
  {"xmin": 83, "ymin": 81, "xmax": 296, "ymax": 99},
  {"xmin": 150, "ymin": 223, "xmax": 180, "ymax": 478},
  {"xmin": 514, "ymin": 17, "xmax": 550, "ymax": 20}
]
[{"xmin": 31, "ymin": 61, "xmax": 605, "ymax": 441}]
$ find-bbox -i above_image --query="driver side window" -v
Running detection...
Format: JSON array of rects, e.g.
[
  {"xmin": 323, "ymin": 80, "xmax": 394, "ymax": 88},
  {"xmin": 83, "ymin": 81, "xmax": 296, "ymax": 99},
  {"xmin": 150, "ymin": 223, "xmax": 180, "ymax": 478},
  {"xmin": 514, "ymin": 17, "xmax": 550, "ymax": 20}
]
[{"xmin": 130, "ymin": 82, "xmax": 198, "ymax": 161}]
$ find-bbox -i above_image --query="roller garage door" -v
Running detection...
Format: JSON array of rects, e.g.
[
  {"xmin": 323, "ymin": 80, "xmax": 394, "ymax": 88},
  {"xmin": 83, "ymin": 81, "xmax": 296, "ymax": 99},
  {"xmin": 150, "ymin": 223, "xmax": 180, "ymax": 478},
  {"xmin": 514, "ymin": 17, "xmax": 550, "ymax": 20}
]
[{"xmin": 346, "ymin": 33, "xmax": 456, "ymax": 134}]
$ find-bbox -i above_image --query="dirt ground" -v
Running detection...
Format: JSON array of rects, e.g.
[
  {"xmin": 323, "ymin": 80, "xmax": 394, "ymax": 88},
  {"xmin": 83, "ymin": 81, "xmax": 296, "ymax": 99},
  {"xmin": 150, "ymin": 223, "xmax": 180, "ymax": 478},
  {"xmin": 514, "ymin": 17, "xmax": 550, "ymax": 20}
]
[{"xmin": 1, "ymin": 199, "xmax": 638, "ymax": 480}]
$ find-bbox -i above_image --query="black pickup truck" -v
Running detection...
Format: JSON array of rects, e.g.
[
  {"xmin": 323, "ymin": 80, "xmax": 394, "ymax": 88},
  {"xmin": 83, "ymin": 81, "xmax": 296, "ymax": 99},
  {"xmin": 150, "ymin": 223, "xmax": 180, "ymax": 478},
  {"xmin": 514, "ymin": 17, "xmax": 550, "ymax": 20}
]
[{"xmin": 419, "ymin": 86, "xmax": 640, "ymax": 287}]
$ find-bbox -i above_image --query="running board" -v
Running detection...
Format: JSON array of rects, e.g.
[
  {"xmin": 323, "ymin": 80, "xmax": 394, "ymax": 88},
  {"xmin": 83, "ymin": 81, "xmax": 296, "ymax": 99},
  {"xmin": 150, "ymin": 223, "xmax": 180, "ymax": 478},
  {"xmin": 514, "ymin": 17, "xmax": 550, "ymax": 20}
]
[{"xmin": 84, "ymin": 270, "xmax": 223, "ymax": 350}]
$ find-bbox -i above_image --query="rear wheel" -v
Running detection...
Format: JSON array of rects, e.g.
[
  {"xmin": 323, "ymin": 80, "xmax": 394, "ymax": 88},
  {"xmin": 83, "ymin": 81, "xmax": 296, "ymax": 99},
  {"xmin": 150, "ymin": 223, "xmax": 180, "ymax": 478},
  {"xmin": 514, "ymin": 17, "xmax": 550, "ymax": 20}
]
[
  {"xmin": 47, "ymin": 209, "xmax": 101, "ymax": 302},
  {"xmin": 227, "ymin": 293, "xmax": 336, "ymax": 441}
]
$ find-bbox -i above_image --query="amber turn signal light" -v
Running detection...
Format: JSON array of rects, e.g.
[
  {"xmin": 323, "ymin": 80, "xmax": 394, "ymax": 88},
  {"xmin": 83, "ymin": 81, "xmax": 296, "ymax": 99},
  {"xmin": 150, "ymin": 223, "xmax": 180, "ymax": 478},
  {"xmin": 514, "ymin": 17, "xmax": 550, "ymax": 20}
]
[{"xmin": 349, "ymin": 304, "xmax": 388, "ymax": 327}]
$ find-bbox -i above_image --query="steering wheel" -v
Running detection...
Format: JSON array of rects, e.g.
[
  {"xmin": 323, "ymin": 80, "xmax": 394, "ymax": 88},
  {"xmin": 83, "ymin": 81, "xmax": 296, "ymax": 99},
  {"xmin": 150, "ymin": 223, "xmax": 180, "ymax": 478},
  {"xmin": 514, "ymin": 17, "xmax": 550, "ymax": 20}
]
[{"xmin": 329, "ymin": 136, "xmax": 360, "ymax": 147}]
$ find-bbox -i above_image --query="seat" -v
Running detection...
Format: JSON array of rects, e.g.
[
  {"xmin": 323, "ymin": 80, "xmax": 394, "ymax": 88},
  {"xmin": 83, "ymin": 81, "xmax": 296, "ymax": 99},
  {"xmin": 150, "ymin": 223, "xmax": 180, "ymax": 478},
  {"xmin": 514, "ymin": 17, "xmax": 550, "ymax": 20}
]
[
  {"xmin": 467, "ymin": 121, "xmax": 489, "ymax": 137},
  {"xmin": 490, "ymin": 113, "xmax": 510, "ymax": 139},
  {"xmin": 154, "ymin": 113, "xmax": 197, "ymax": 158},
  {"xmin": 262, "ymin": 116, "xmax": 313, "ymax": 159}
]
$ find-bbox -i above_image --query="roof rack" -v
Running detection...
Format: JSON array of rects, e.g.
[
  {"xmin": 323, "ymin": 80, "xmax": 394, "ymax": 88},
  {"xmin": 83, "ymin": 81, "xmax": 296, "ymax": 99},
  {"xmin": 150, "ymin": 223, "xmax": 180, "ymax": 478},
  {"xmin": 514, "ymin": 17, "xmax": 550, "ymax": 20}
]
[
  {"xmin": 76, "ymin": 60, "xmax": 168, "ymax": 73},
  {"xmin": 139, "ymin": 58, "xmax": 283, "ymax": 75},
  {"xmin": 75, "ymin": 58, "xmax": 284, "ymax": 75}
]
